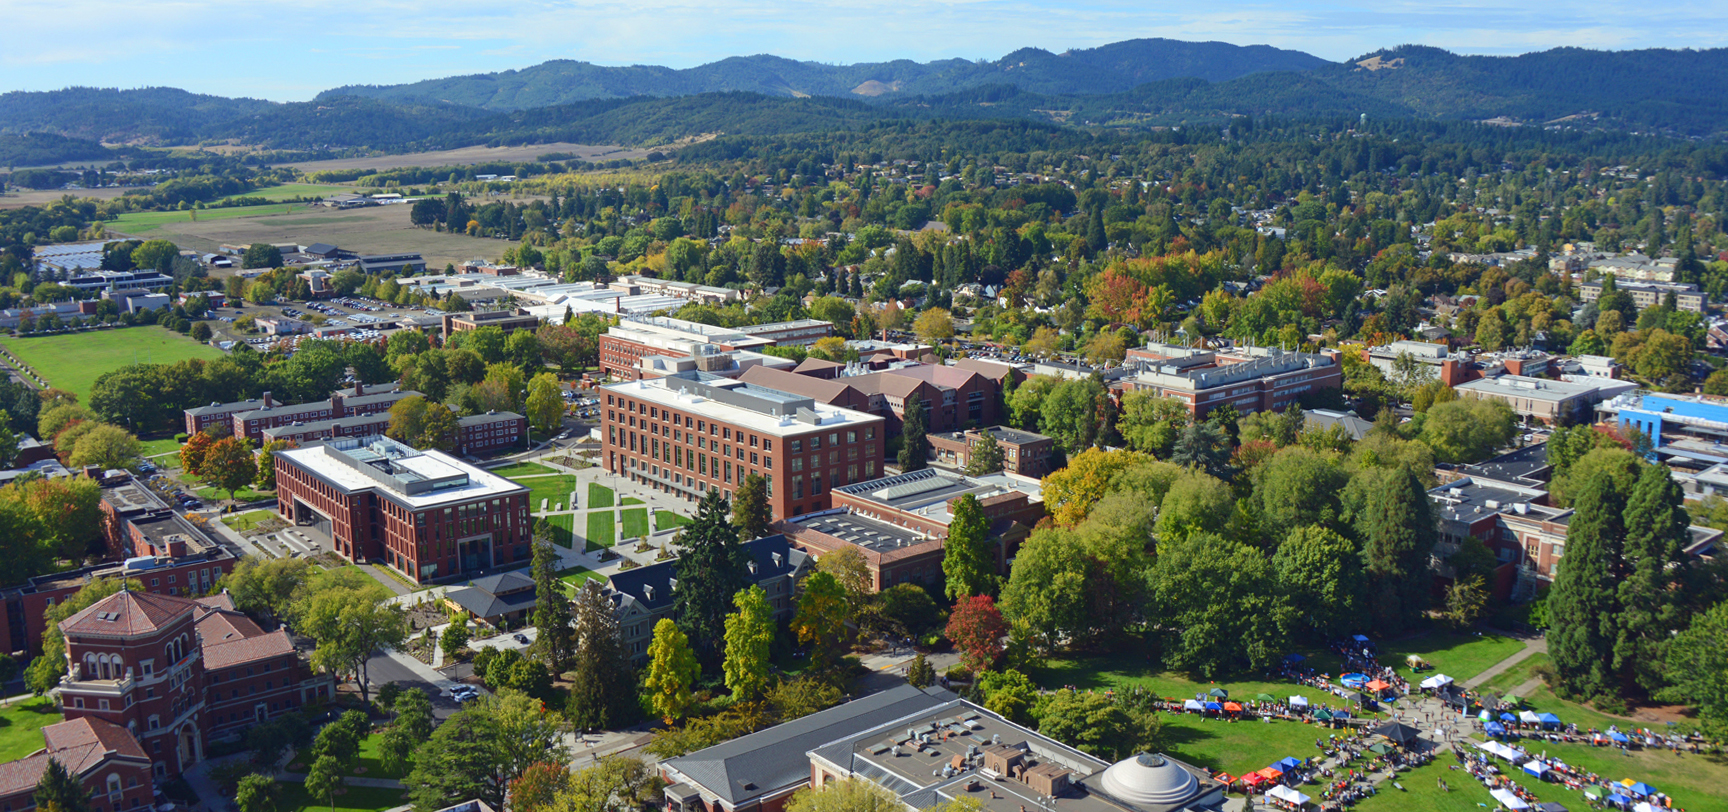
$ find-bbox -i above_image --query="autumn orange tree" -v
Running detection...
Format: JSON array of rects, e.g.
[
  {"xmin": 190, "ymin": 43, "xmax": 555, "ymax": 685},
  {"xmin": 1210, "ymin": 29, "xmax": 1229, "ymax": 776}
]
[
  {"xmin": 945, "ymin": 595, "xmax": 1008, "ymax": 673},
  {"xmin": 200, "ymin": 437, "xmax": 257, "ymax": 502},
  {"xmin": 179, "ymin": 431, "xmax": 215, "ymax": 477}
]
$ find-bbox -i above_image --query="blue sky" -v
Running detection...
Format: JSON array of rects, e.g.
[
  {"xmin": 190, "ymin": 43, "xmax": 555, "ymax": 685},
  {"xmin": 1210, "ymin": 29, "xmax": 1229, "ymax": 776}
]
[{"xmin": 4, "ymin": 0, "xmax": 1725, "ymax": 101}]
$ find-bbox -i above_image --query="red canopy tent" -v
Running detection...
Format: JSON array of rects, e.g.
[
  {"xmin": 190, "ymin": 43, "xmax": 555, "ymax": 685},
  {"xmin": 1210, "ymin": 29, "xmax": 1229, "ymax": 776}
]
[
  {"xmin": 1366, "ymin": 679, "xmax": 1393, "ymax": 692},
  {"xmin": 1223, "ymin": 702, "xmax": 1243, "ymax": 712},
  {"xmin": 1241, "ymin": 773, "xmax": 1269, "ymax": 788}
]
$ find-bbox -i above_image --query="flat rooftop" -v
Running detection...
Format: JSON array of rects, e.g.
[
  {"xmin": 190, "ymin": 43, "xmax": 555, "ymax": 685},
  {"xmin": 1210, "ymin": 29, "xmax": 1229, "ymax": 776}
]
[
  {"xmin": 1428, "ymin": 477, "xmax": 1558, "ymax": 525},
  {"xmin": 1459, "ymin": 443, "xmax": 1552, "ymax": 484},
  {"xmin": 835, "ymin": 468, "xmax": 1041, "ymax": 526},
  {"xmin": 604, "ymin": 374, "xmax": 881, "ymax": 438},
  {"xmin": 276, "ymin": 436, "xmax": 526, "ymax": 510},
  {"xmin": 1454, "ymin": 375, "xmax": 1601, "ymax": 402},
  {"xmin": 793, "ymin": 511, "xmax": 929, "ymax": 552}
]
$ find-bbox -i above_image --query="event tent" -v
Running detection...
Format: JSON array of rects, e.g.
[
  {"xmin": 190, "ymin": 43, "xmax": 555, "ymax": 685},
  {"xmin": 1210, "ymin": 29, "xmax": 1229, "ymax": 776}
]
[
  {"xmin": 1267, "ymin": 786, "xmax": 1311, "ymax": 806},
  {"xmin": 1492, "ymin": 789, "xmax": 1531, "ymax": 810},
  {"xmin": 1366, "ymin": 679, "xmax": 1393, "ymax": 692},
  {"xmin": 1256, "ymin": 693, "xmax": 1277, "ymax": 702},
  {"xmin": 1183, "ymin": 699, "xmax": 1205, "ymax": 711},
  {"xmin": 1419, "ymin": 674, "xmax": 1454, "ymax": 689},
  {"xmin": 1223, "ymin": 702, "xmax": 1243, "ymax": 712},
  {"xmin": 1534, "ymin": 803, "xmax": 1568, "ymax": 812},
  {"xmin": 1607, "ymin": 794, "xmax": 1632, "ymax": 808},
  {"xmin": 1538, "ymin": 713, "xmax": 1562, "ymax": 727},
  {"xmin": 1485, "ymin": 722, "xmax": 1507, "ymax": 736},
  {"xmin": 1274, "ymin": 757, "xmax": 1303, "ymax": 772},
  {"xmin": 1369, "ymin": 721, "xmax": 1421, "ymax": 746},
  {"xmin": 1633, "ymin": 803, "xmax": 1659, "ymax": 812},
  {"xmin": 1204, "ymin": 702, "xmax": 1223, "ymax": 712},
  {"xmin": 1208, "ymin": 688, "xmax": 1229, "ymax": 698},
  {"xmin": 1523, "ymin": 761, "xmax": 1550, "ymax": 777},
  {"xmin": 1609, "ymin": 731, "xmax": 1631, "ymax": 743},
  {"xmin": 1520, "ymin": 711, "xmax": 1542, "ymax": 724},
  {"xmin": 1501, "ymin": 713, "xmax": 1520, "ymax": 722},
  {"xmin": 1625, "ymin": 782, "xmax": 1656, "ymax": 797},
  {"xmin": 1290, "ymin": 695, "xmax": 1309, "ymax": 707},
  {"xmin": 1313, "ymin": 709, "xmax": 1333, "ymax": 721}
]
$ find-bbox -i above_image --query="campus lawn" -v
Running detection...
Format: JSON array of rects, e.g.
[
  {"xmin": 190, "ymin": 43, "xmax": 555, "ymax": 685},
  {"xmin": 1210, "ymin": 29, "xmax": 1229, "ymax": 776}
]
[
  {"xmin": 587, "ymin": 482, "xmax": 615, "ymax": 508},
  {"xmin": 514, "ymin": 475, "xmax": 577, "ymax": 512},
  {"xmin": 1, "ymin": 327, "xmax": 224, "ymax": 401},
  {"xmin": 585, "ymin": 511, "xmax": 615, "ymax": 548},
  {"xmin": 108, "ymin": 203, "xmax": 310, "ymax": 234},
  {"xmin": 621, "ymin": 508, "xmax": 648, "ymax": 539},
  {"xmin": 350, "ymin": 732, "xmax": 407, "ymax": 780},
  {"xmin": 221, "ymin": 510, "xmax": 275, "ymax": 532},
  {"xmin": 1028, "ymin": 649, "xmax": 1345, "ymax": 712},
  {"xmin": 558, "ymin": 567, "xmax": 605, "ymax": 594},
  {"xmin": 546, "ymin": 515, "xmax": 574, "ymax": 548},
  {"xmin": 1352, "ymin": 757, "xmax": 1505, "ymax": 812},
  {"xmin": 277, "ymin": 781, "xmax": 408, "ymax": 812},
  {"xmin": 1473, "ymin": 652, "xmax": 1552, "ymax": 697},
  {"xmin": 1158, "ymin": 713, "xmax": 1330, "ymax": 778},
  {"xmin": 1378, "ymin": 631, "xmax": 1524, "ymax": 683},
  {"xmin": 138, "ymin": 436, "xmax": 181, "ymax": 458},
  {"xmin": 621, "ymin": 497, "xmax": 643, "ymax": 506},
  {"xmin": 0, "ymin": 698, "xmax": 62, "ymax": 761},
  {"xmin": 654, "ymin": 510, "xmax": 690, "ymax": 531},
  {"xmin": 487, "ymin": 461, "xmax": 556, "ymax": 478}
]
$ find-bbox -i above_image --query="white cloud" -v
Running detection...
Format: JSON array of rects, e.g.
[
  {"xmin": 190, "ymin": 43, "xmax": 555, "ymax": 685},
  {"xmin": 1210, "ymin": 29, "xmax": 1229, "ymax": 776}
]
[{"xmin": 2, "ymin": 0, "xmax": 1725, "ymax": 99}]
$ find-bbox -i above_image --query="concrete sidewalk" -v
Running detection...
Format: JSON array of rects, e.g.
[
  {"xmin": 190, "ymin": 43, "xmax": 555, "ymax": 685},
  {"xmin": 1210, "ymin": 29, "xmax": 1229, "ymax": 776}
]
[{"xmin": 1463, "ymin": 635, "xmax": 1548, "ymax": 690}]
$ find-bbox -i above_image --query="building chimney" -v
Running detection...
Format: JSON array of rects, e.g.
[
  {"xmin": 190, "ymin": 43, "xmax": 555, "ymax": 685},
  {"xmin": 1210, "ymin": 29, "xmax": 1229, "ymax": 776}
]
[
  {"xmin": 330, "ymin": 392, "xmax": 345, "ymax": 415},
  {"xmin": 442, "ymin": 314, "xmax": 455, "ymax": 336},
  {"xmin": 353, "ymin": 381, "xmax": 365, "ymax": 397},
  {"xmin": 262, "ymin": 391, "xmax": 274, "ymax": 408}
]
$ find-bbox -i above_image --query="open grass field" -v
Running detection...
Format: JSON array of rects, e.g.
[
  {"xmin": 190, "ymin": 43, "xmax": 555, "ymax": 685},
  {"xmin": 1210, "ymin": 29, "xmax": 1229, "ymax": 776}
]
[
  {"xmin": 109, "ymin": 202, "xmax": 311, "ymax": 233},
  {"xmin": 106, "ymin": 203, "xmax": 501, "ymax": 268},
  {"xmin": 139, "ymin": 436, "xmax": 182, "ymax": 458},
  {"xmin": 1, "ymin": 327, "xmax": 225, "ymax": 401},
  {"xmin": 277, "ymin": 781, "xmax": 408, "ymax": 812},
  {"xmin": 226, "ymin": 183, "xmax": 357, "ymax": 202},
  {"xmin": 350, "ymin": 732, "xmax": 407, "ymax": 780},
  {"xmin": 586, "ymin": 511, "xmax": 615, "ymax": 547},
  {"xmin": 0, "ymin": 698, "xmax": 62, "ymax": 761},
  {"xmin": 488, "ymin": 461, "xmax": 557, "ymax": 478},
  {"xmin": 1377, "ymin": 632, "xmax": 1523, "ymax": 684},
  {"xmin": 222, "ymin": 510, "xmax": 275, "ymax": 532},
  {"xmin": 621, "ymin": 507, "xmax": 648, "ymax": 539},
  {"xmin": 655, "ymin": 510, "xmax": 690, "ymax": 531},
  {"xmin": 587, "ymin": 482, "xmax": 615, "ymax": 509},
  {"xmin": 1158, "ymin": 714, "xmax": 1325, "ymax": 778},
  {"xmin": 513, "ymin": 475, "xmax": 577, "ymax": 513}
]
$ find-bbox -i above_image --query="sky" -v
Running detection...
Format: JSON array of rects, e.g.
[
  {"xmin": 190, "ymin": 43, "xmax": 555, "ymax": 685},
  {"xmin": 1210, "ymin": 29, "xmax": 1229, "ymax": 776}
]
[{"xmin": 4, "ymin": 0, "xmax": 1726, "ymax": 101}]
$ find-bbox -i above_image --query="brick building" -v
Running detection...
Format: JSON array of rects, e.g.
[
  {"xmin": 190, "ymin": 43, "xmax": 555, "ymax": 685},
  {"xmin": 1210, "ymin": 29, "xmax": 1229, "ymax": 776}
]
[
  {"xmin": 737, "ymin": 363, "xmax": 1005, "ymax": 435},
  {"xmin": 597, "ymin": 316, "xmax": 775, "ymax": 379},
  {"xmin": 456, "ymin": 411, "xmax": 528, "ymax": 455},
  {"xmin": 230, "ymin": 384, "xmax": 417, "ymax": 442},
  {"xmin": 184, "ymin": 398, "xmax": 266, "ymax": 437},
  {"xmin": 0, "ymin": 718, "xmax": 153, "ymax": 812},
  {"xmin": 926, "ymin": 426, "xmax": 1055, "ymax": 477},
  {"xmin": 260, "ymin": 413, "xmax": 391, "ymax": 446},
  {"xmin": 441, "ymin": 309, "xmax": 539, "ymax": 338},
  {"xmin": 272, "ymin": 437, "xmax": 532, "ymax": 584},
  {"xmin": 54, "ymin": 589, "xmax": 328, "ymax": 780},
  {"xmin": 601, "ymin": 372, "xmax": 884, "ymax": 520},
  {"xmin": 1115, "ymin": 345, "xmax": 1342, "ymax": 419}
]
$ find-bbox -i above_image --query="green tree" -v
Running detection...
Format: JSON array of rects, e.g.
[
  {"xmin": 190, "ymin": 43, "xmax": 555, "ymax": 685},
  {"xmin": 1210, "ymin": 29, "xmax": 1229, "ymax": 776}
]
[
  {"xmin": 1151, "ymin": 533, "xmax": 1293, "ymax": 677},
  {"xmin": 1272, "ymin": 525, "xmax": 1365, "ymax": 640},
  {"xmin": 643, "ymin": 619, "xmax": 699, "ymax": 723},
  {"xmin": 1547, "ymin": 469, "xmax": 1626, "ymax": 700},
  {"xmin": 791, "ymin": 571, "xmax": 850, "ymax": 672},
  {"xmin": 419, "ymin": 402, "xmax": 460, "ymax": 453},
  {"xmin": 1419, "ymin": 398, "xmax": 1516, "ymax": 463},
  {"xmin": 34, "ymin": 758, "xmax": 93, "ymax": 812},
  {"xmin": 381, "ymin": 687, "xmax": 434, "ymax": 774},
  {"xmin": 221, "ymin": 556, "xmax": 313, "ymax": 625},
  {"xmin": 1169, "ymin": 419, "xmax": 1231, "ymax": 479},
  {"xmin": 305, "ymin": 755, "xmax": 345, "ymax": 812},
  {"xmin": 1039, "ymin": 377, "xmax": 1104, "ymax": 455},
  {"xmin": 525, "ymin": 373, "xmax": 563, "ymax": 441},
  {"xmin": 731, "ymin": 473, "xmax": 771, "ymax": 541},
  {"xmin": 441, "ymin": 623, "xmax": 471, "ymax": 661},
  {"xmin": 235, "ymin": 774, "xmax": 277, "ymax": 812},
  {"xmin": 294, "ymin": 584, "xmax": 409, "ymax": 704},
  {"xmin": 1616, "ymin": 463, "xmax": 1693, "ymax": 694},
  {"xmin": 672, "ymin": 489, "xmax": 750, "ymax": 667},
  {"xmin": 1035, "ymin": 689, "xmax": 1136, "ymax": 761},
  {"xmin": 255, "ymin": 439, "xmax": 289, "ymax": 490},
  {"xmin": 1344, "ymin": 467, "xmax": 1437, "ymax": 636},
  {"xmin": 898, "ymin": 400, "xmax": 928, "ymax": 471},
  {"xmin": 405, "ymin": 690, "xmax": 570, "ymax": 812},
  {"xmin": 1116, "ymin": 391, "xmax": 1188, "ymax": 456},
  {"xmin": 530, "ymin": 539, "xmax": 576, "ymax": 670},
  {"xmin": 905, "ymin": 653, "xmax": 936, "ymax": 688},
  {"xmin": 66, "ymin": 424, "xmax": 142, "ymax": 470},
  {"xmin": 201, "ymin": 436, "xmax": 257, "ymax": 501},
  {"xmin": 977, "ymin": 668, "xmax": 1037, "ymax": 724},
  {"xmin": 1657, "ymin": 600, "xmax": 1728, "ymax": 738},
  {"xmin": 1153, "ymin": 471, "xmax": 1233, "ymax": 543},
  {"xmin": 1251, "ymin": 446, "xmax": 1349, "ymax": 543},
  {"xmin": 465, "ymin": 326, "xmax": 507, "ymax": 364},
  {"xmin": 722, "ymin": 586, "xmax": 775, "ymax": 701},
  {"xmin": 942, "ymin": 493, "xmax": 996, "ymax": 600},
  {"xmin": 241, "ymin": 243, "xmax": 282, "ymax": 269},
  {"xmin": 784, "ymin": 778, "xmax": 899, "ymax": 812},
  {"xmin": 566, "ymin": 580, "xmax": 637, "ymax": 730},
  {"xmin": 964, "ymin": 430, "xmax": 1004, "ymax": 476}
]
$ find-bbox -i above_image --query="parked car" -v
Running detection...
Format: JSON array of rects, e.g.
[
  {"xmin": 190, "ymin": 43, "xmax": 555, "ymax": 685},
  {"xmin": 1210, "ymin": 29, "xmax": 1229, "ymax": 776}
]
[{"xmin": 512, "ymin": 633, "xmax": 530, "ymax": 644}]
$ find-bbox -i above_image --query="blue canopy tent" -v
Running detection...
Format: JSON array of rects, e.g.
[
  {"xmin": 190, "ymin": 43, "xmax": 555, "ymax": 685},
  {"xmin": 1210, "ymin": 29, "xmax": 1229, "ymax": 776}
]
[
  {"xmin": 1341, "ymin": 673, "xmax": 1369, "ymax": 688},
  {"xmin": 1523, "ymin": 762, "xmax": 1550, "ymax": 778},
  {"xmin": 1501, "ymin": 712, "xmax": 1519, "ymax": 722},
  {"xmin": 1484, "ymin": 721, "xmax": 1507, "ymax": 736},
  {"xmin": 1332, "ymin": 709, "xmax": 1350, "ymax": 719},
  {"xmin": 1284, "ymin": 653, "xmax": 1306, "ymax": 664},
  {"xmin": 1609, "ymin": 731, "xmax": 1631, "ymax": 744},
  {"xmin": 1627, "ymin": 783, "xmax": 1656, "ymax": 797},
  {"xmin": 1275, "ymin": 757, "xmax": 1303, "ymax": 772},
  {"xmin": 1607, "ymin": 794, "xmax": 1632, "ymax": 808},
  {"xmin": 1538, "ymin": 713, "xmax": 1562, "ymax": 728},
  {"xmin": 1352, "ymin": 635, "xmax": 1371, "ymax": 643},
  {"xmin": 1204, "ymin": 702, "xmax": 1224, "ymax": 712}
]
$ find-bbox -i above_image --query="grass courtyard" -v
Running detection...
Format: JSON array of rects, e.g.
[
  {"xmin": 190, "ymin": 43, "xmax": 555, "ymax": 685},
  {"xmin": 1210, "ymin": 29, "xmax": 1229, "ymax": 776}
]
[
  {"xmin": 2, "ymin": 327, "xmax": 225, "ymax": 401},
  {"xmin": 546, "ymin": 515, "xmax": 574, "ymax": 548},
  {"xmin": 586, "ymin": 511, "xmax": 615, "ymax": 547},
  {"xmin": 512, "ymin": 475, "xmax": 577, "ymax": 513},
  {"xmin": 276, "ymin": 781, "xmax": 408, "ymax": 812},
  {"xmin": 221, "ymin": 510, "xmax": 276, "ymax": 532},
  {"xmin": 179, "ymin": 473, "xmax": 271, "ymax": 504},
  {"xmin": 654, "ymin": 510, "xmax": 690, "ymax": 531},
  {"xmin": 587, "ymin": 482, "xmax": 615, "ymax": 509},
  {"xmin": 1473, "ymin": 652, "xmax": 1552, "ymax": 696},
  {"xmin": 621, "ymin": 508, "xmax": 648, "ymax": 539},
  {"xmin": 0, "ymin": 698, "xmax": 62, "ymax": 761},
  {"xmin": 138, "ymin": 436, "xmax": 182, "ymax": 458},
  {"xmin": 487, "ymin": 461, "xmax": 557, "ymax": 478},
  {"xmin": 557, "ymin": 566, "xmax": 605, "ymax": 594},
  {"xmin": 1376, "ymin": 632, "xmax": 1523, "ymax": 684}
]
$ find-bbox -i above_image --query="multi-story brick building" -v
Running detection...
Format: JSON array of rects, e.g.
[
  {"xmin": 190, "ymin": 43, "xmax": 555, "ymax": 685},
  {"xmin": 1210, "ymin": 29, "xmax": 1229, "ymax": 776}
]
[
  {"xmin": 777, "ymin": 467, "xmax": 1045, "ymax": 592},
  {"xmin": 456, "ymin": 411, "xmax": 528, "ymax": 455},
  {"xmin": 1580, "ymin": 279, "xmax": 1706, "ymax": 312},
  {"xmin": 600, "ymin": 371, "xmax": 884, "ymax": 520},
  {"xmin": 737, "ymin": 362, "xmax": 1007, "ymax": 435},
  {"xmin": 230, "ymin": 384, "xmax": 417, "ymax": 442},
  {"xmin": 0, "ymin": 717, "xmax": 153, "ymax": 812},
  {"xmin": 272, "ymin": 437, "xmax": 532, "ymax": 584},
  {"xmin": 183, "ymin": 397, "xmax": 266, "ymax": 437},
  {"xmin": 598, "ymin": 316, "xmax": 775, "ymax": 379},
  {"xmin": 54, "ymin": 589, "xmax": 328, "ymax": 781},
  {"xmin": 1115, "ymin": 345, "xmax": 1342, "ymax": 419},
  {"xmin": 260, "ymin": 413, "xmax": 392, "ymax": 446},
  {"xmin": 926, "ymin": 426, "xmax": 1056, "ymax": 477},
  {"xmin": 734, "ymin": 319, "xmax": 834, "ymax": 347},
  {"xmin": 441, "ymin": 309, "xmax": 540, "ymax": 338}
]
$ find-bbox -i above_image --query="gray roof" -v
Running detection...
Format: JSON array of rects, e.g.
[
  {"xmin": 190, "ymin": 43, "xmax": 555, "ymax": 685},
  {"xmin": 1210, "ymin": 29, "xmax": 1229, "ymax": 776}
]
[
  {"xmin": 458, "ymin": 411, "xmax": 524, "ymax": 427},
  {"xmin": 261, "ymin": 412, "xmax": 389, "ymax": 439},
  {"xmin": 1304, "ymin": 409, "xmax": 1373, "ymax": 441},
  {"xmin": 608, "ymin": 536, "xmax": 807, "ymax": 616},
  {"xmin": 445, "ymin": 580, "xmax": 537, "ymax": 619},
  {"xmin": 186, "ymin": 398, "xmax": 266, "ymax": 417},
  {"xmin": 979, "ymin": 426, "xmax": 1048, "ymax": 446},
  {"xmin": 665, "ymin": 684, "xmax": 956, "ymax": 806},
  {"xmin": 467, "ymin": 569, "xmax": 535, "ymax": 596}
]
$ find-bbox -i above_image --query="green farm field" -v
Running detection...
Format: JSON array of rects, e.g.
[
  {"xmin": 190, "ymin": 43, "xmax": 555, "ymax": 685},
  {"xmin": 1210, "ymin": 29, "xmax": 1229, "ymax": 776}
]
[
  {"xmin": 225, "ymin": 183, "xmax": 358, "ymax": 202},
  {"xmin": 109, "ymin": 203, "xmax": 311, "ymax": 233},
  {"xmin": 1, "ymin": 327, "xmax": 224, "ymax": 400}
]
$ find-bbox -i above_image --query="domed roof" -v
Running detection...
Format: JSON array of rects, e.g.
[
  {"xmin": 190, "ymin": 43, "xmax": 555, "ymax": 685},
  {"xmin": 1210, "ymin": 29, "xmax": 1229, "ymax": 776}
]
[{"xmin": 1099, "ymin": 754, "xmax": 1200, "ymax": 808}]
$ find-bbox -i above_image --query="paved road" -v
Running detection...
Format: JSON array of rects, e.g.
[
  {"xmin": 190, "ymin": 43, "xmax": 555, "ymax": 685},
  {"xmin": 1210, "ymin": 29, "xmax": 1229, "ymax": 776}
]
[{"xmin": 365, "ymin": 651, "xmax": 466, "ymax": 721}]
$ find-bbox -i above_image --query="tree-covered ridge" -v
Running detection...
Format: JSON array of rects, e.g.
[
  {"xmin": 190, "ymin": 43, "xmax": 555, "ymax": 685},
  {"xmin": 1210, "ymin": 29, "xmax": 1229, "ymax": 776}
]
[{"xmin": 316, "ymin": 38, "xmax": 1333, "ymax": 111}]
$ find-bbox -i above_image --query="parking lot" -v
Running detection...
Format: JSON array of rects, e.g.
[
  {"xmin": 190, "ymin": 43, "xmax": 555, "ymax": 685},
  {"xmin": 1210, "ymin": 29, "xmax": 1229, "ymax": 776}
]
[{"xmin": 205, "ymin": 293, "xmax": 441, "ymax": 351}]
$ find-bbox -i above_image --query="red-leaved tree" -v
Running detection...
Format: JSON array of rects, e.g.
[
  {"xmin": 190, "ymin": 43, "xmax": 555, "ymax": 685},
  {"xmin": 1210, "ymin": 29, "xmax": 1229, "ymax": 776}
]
[{"xmin": 945, "ymin": 594, "xmax": 1008, "ymax": 673}]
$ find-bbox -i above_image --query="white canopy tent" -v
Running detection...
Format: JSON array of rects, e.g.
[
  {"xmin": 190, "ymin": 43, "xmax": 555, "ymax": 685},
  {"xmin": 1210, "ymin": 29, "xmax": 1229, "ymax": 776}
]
[
  {"xmin": 1419, "ymin": 674, "xmax": 1455, "ymax": 689},
  {"xmin": 1289, "ymin": 695, "xmax": 1310, "ymax": 707},
  {"xmin": 1492, "ymin": 789, "xmax": 1531, "ymax": 810},
  {"xmin": 1266, "ymin": 786, "xmax": 1312, "ymax": 806},
  {"xmin": 1520, "ymin": 711, "xmax": 1543, "ymax": 724}
]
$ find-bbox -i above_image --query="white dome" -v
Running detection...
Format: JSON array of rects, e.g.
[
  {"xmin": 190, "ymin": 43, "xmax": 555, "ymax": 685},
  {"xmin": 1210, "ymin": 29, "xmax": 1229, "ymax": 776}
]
[{"xmin": 1099, "ymin": 754, "xmax": 1200, "ymax": 808}]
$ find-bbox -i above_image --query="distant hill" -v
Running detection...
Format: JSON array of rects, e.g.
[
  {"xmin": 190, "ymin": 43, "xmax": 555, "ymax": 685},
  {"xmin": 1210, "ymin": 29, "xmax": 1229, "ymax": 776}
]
[
  {"xmin": 317, "ymin": 38, "xmax": 1334, "ymax": 110},
  {"xmin": 0, "ymin": 87, "xmax": 275, "ymax": 144}
]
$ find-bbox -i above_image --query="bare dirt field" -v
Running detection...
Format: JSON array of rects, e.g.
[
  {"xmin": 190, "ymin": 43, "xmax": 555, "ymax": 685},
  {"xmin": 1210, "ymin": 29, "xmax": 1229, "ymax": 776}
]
[
  {"xmin": 0, "ymin": 187, "xmax": 138, "ymax": 210},
  {"xmin": 107, "ymin": 204, "xmax": 506, "ymax": 267},
  {"xmin": 278, "ymin": 142, "xmax": 656, "ymax": 173}
]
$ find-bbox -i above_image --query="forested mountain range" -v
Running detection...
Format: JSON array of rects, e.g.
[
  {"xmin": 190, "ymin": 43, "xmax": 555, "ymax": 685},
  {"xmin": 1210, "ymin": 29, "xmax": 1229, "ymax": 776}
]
[
  {"xmin": 4, "ymin": 41, "xmax": 1728, "ymax": 161},
  {"xmin": 315, "ymin": 39, "xmax": 1331, "ymax": 110}
]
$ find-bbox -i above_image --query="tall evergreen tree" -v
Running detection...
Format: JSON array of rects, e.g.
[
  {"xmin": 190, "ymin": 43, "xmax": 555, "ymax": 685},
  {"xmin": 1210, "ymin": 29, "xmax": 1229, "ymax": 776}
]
[
  {"xmin": 1350, "ymin": 467, "xmax": 1436, "ymax": 635},
  {"xmin": 1548, "ymin": 470, "xmax": 1627, "ymax": 699},
  {"xmin": 732, "ymin": 473, "xmax": 771, "ymax": 541},
  {"xmin": 529, "ymin": 538, "xmax": 575, "ymax": 671},
  {"xmin": 898, "ymin": 402, "xmax": 928, "ymax": 471},
  {"xmin": 942, "ymin": 494, "xmax": 997, "ymax": 600},
  {"xmin": 566, "ymin": 580, "xmax": 636, "ymax": 729},
  {"xmin": 672, "ymin": 489, "xmax": 751, "ymax": 668},
  {"xmin": 1616, "ymin": 464, "xmax": 1692, "ymax": 694},
  {"xmin": 35, "ymin": 759, "xmax": 93, "ymax": 812}
]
